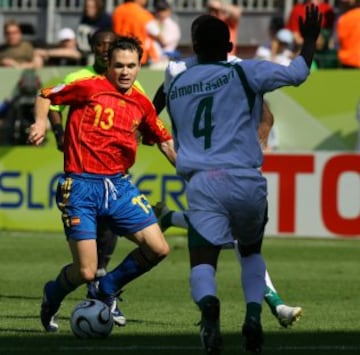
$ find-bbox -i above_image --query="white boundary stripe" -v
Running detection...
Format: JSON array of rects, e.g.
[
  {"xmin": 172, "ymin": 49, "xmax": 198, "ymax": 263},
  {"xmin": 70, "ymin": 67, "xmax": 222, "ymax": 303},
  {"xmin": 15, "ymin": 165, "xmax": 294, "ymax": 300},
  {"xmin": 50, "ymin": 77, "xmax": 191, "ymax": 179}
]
[{"xmin": 2, "ymin": 345, "xmax": 360, "ymax": 352}]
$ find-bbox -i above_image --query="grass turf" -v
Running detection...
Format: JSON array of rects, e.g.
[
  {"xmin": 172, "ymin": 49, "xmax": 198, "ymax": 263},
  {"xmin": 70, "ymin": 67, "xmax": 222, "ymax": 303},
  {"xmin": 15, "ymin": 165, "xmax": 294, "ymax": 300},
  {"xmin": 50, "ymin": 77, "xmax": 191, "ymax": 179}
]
[{"xmin": 0, "ymin": 231, "xmax": 359, "ymax": 354}]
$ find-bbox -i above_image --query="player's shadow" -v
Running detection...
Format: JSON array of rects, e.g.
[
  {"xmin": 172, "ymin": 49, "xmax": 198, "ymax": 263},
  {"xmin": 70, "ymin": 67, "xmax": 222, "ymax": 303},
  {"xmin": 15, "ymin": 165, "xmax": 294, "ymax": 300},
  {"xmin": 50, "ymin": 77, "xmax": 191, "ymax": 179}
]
[{"xmin": 1, "ymin": 331, "xmax": 360, "ymax": 355}]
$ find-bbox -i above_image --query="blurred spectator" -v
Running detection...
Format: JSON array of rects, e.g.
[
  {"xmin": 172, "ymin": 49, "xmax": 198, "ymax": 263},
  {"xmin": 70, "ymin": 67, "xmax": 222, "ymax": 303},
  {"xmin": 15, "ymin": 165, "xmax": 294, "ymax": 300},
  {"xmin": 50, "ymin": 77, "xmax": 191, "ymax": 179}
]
[
  {"xmin": 255, "ymin": 16, "xmax": 292, "ymax": 64},
  {"xmin": 0, "ymin": 19, "xmax": 42, "ymax": 68},
  {"xmin": 336, "ymin": 0, "xmax": 360, "ymax": 68},
  {"xmin": 286, "ymin": 0, "xmax": 335, "ymax": 50},
  {"xmin": 112, "ymin": 0, "xmax": 162, "ymax": 65},
  {"xmin": 206, "ymin": 0, "xmax": 242, "ymax": 55},
  {"xmin": 261, "ymin": 15, "xmax": 285, "ymax": 53},
  {"xmin": 313, "ymin": 29, "xmax": 339, "ymax": 68},
  {"xmin": 153, "ymin": 0, "xmax": 181, "ymax": 60},
  {"xmin": 76, "ymin": 0, "xmax": 112, "ymax": 54},
  {"xmin": 0, "ymin": 69, "xmax": 42, "ymax": 145},
  {"xmin": 35, "ymin": 28, "xmax": 83, "ymax": 66},
  {"xmin": 255, "ymin": 28, "xmax": 295, "ymax": 66}
]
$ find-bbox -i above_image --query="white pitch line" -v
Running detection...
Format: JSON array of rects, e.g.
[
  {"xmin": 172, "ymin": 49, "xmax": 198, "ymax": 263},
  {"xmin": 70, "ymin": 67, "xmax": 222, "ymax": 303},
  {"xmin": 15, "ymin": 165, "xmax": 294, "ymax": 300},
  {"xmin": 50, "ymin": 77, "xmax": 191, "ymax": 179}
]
[{"xmin": 2, "ymin": 345, "xmax": 360, "ymax": 352}]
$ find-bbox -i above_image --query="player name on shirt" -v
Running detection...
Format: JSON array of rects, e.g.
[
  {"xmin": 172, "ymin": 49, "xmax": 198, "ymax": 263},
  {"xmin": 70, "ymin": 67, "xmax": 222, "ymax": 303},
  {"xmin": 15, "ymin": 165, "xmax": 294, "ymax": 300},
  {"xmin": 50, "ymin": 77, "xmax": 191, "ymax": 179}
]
[{"xmin": 168, "ymin": 67, "xmax": 235, "ymax": 101}]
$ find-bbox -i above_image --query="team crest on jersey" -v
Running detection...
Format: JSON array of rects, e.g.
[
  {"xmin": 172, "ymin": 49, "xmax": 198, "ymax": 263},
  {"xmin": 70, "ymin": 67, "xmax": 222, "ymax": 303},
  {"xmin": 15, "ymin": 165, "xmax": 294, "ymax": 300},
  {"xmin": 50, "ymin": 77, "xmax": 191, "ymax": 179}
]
[
  {"xmin": 70, "ymin": 217, "xmax": 81, "ymax": 226},
  {"xmin": 156, "ymin": 118, "xmax": 165, "ymax": 130},
  {"xmin": 118, "ymin": 99, "xmax": 126, "ymax": 107}
]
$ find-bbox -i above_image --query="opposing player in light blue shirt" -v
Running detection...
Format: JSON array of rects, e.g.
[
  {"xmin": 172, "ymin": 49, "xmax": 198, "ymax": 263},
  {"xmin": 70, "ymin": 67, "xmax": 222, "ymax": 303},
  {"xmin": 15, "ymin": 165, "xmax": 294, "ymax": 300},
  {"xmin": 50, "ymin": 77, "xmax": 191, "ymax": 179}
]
[
  {"xmin": 166, "ymin": 7, "xmax": 321, "ymax": 354},
  {"xmin": 153, "ymin": 20, "xmax": 302, "ymax": 331}
]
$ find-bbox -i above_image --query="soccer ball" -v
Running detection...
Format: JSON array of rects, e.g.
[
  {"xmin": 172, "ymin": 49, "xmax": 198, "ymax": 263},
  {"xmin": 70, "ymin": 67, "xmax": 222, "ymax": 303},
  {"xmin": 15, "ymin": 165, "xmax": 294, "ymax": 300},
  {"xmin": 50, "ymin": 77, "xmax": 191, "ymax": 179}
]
[{"xmin": 70, "ymin": 299, "xmax": 113, "ymax": 339}]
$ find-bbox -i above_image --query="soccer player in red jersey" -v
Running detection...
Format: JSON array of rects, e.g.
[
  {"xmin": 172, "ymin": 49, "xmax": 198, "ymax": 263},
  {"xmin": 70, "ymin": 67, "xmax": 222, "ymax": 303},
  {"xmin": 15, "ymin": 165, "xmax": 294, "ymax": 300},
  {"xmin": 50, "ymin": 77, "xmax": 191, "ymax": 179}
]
[
  {"xmin": 29, "ymin": 36, "xmax": 176, "ymax": 333},
  {"xmin": 48, "ymin": 28, "xmax": 147, "ymax": 327}
]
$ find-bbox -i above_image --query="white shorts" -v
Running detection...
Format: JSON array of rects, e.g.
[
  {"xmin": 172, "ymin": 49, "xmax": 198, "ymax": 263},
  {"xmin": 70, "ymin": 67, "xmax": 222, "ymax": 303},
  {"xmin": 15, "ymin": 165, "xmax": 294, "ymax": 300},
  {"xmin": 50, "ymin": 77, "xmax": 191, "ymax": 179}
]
[{"xmin": 186, "ymin": 168, "xmax": 267, "ymax": 246}]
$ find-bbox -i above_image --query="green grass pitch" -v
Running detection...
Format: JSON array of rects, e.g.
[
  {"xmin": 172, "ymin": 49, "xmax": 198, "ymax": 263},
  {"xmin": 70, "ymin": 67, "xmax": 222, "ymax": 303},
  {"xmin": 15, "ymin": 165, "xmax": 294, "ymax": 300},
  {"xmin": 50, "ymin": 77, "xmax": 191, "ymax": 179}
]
[{"xmin": 0, "ymin": 231, "xmax": 359, "ymax": 355}]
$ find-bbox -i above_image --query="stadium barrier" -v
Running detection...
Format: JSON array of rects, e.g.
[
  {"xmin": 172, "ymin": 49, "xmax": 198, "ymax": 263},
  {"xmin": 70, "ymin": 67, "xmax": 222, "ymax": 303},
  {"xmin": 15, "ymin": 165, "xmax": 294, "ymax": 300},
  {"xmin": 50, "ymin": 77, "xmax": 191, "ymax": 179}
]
[{"xmin": 0, "ymin": 67, "xmax": 359, "ymax": 238}]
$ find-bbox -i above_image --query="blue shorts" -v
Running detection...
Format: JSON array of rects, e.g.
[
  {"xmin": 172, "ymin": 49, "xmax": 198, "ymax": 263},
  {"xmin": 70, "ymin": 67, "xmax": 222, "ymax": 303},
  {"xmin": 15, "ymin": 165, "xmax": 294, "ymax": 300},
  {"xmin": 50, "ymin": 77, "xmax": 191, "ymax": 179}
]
[{"xmin": 56, "ymin": 173, "xmax": 157, "ymax": 240}]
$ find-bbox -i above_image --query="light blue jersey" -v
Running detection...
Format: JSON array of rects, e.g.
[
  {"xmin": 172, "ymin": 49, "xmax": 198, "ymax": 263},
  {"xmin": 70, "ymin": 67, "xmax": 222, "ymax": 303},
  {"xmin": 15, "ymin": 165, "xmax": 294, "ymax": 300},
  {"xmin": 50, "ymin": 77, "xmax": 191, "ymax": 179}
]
[
  {"xmin": 167, "ymin": 56, "xmax": 309, "ymax": 179},
  {"xmin": 164, "ymin": 55, "xmax": 241, "ymax": 94}
]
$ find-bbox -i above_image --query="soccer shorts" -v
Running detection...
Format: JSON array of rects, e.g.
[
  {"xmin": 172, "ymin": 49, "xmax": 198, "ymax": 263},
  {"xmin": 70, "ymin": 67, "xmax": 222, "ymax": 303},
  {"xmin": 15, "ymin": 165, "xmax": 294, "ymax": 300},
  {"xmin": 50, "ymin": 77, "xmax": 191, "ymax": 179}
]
[
  {"xmin": 185, "ymin": 168, "xmax": 268, "ymax": 247},
  {"xmin": 56, "ymin": 173, "xmax": 157, "ymax": 240}
]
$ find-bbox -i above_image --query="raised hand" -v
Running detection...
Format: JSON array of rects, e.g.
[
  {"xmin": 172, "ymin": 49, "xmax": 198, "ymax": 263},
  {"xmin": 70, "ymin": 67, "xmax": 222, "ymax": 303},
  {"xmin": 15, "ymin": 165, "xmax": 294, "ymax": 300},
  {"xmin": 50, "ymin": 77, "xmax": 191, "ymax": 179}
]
[{"xmin": 299, "ymin": 4, "xmax": 322, "ymax": 42}]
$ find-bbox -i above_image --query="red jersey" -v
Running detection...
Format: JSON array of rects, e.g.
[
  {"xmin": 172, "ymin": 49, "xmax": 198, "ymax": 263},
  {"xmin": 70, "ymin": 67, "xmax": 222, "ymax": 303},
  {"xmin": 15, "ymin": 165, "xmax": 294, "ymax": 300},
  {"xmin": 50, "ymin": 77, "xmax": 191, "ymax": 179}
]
[
  {"xmin": 41, "ymin": 76, "xmax": 172, "ymax": 175},
  {"xmin": 286, "ymin": 2, "xmax": 335, "ymax": 33}
]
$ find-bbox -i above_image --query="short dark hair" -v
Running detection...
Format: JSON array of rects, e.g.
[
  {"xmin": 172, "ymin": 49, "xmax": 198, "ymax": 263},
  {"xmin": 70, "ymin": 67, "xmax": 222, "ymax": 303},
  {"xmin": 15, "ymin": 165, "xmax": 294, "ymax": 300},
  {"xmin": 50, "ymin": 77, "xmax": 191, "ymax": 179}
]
[
  {"xmin": 192, "ymin": 15, "xmax": 231, "ymax": 56},
  {"xmin": 108, "ymin": 36, "xmax": 143, "ymax": 63},
  {"xmin": 154, "ymin": 0, "xmax": 170, "ymax": 11},
  {"xmin": 269, "ymin": 16, "xmax": 284, "ymax": 35},
  {"xmin": 89, "ymin": 27, "xmax": 116, "ymax": 47},
  {"xmin": 191, "ymin": 14, "xmax": 214, "ymax": 42}
]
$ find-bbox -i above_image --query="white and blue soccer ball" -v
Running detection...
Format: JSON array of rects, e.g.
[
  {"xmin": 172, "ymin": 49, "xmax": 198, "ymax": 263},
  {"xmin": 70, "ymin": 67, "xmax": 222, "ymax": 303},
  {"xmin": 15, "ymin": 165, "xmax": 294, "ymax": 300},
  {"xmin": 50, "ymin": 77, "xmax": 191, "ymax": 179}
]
[{"xmin": 70, "ymin": 299, "xmax": 113, "ymax": 339}]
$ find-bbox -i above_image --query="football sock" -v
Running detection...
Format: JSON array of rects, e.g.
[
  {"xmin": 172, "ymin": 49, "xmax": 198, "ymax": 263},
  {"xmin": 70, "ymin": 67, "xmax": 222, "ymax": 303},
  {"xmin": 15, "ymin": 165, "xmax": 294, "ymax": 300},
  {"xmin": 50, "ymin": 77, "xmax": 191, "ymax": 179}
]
[
  {"xmin": 240, "ymin": 254, "xmax": 266, "ymax": 304},
  {"xmin": 190, "ymin": 264, "xmax": 216, "ymax": 303},
  {"xmin": 264, "ymin": 286, "xmax": 284, "ymax": 316},
  {"xmin": 197, "ymin": 294, "xmax": 219, "ymax": 312},
  {"xmin": 265, "ymin": 270, "xmax": 276, "ymax": 291},
  {"xmin": 246, "ymin": 302, "xmax": 262, "ymax": 323},
  {"xmin": 99, "ymin": 248, "xmax": 155, "ymax": 296},
  {"xmin": 47, "ymin": 265, "xmax": 77, "ymax": 305}
]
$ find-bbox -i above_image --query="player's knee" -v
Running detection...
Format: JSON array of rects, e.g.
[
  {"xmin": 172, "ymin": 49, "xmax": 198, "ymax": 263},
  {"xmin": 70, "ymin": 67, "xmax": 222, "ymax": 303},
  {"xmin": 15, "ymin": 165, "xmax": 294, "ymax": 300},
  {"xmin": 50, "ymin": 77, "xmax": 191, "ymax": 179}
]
[
  {"xmin": 157, "ymin": 241, "xmax": 170, "ymax": 259},
  {"xmin": 237, "ymin": 238, "xmax": 263, "ymax": 257},
  {"xmin": 135, "ymin": 242, "xmax": 169, "ymax": 271},
  {"xmin": 78, "ymin": 266, "xmax": 97, "ymax": 283},
  {"xmin": 148, "ymin": 242, "xmax": 170, "ymax": 264}
]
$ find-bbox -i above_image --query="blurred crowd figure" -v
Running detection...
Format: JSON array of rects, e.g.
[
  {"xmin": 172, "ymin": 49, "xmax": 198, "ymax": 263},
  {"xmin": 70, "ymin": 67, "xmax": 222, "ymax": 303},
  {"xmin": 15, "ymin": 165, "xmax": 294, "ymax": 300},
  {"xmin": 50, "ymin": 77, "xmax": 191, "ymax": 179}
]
[
  {"xmin": 76, "ymin": 0, "xmax": 112, "ymax": 57},
  {"xmin": 112, "ymin": 0, "xmax": 163, "ymax": 65},
  {"xmin": 335, "ymin": 0, "xmax": 360, "ymax": 69},
  {"xmin": 154, "ymin": 1, "xmax": 181, "ymax": 60},
  {"xmin": 0, "ymin": 19, "xmax": 41, "ymax": 68},
  {"xmin": 255, "ymin": 1, "xmax": 360, "ymax": 71},
  {"xmin": 312, "ymin": 28, "xmax": 338, "ymax": 69},
  {"xmin": 283, "ymin": 0, "xmax": 360, "ymax": 70},
  {"xmin": 0, "ymin": 68, "xmax": 42, "ymax": 145},
  {"xmin": 35, "ymin": 28, "xmax": 83, "ymax": 66},
  {"xmin": 255, "ymin": 16, "xmax": 285, "ymax": 58},
  {"xmin": 285, "ymin": 0, "xmax": 335, "ymax": 51},
  {"xmin": 206, "ymin": 0, "xmax": 242, "ymax": 55},
  {"xmin": 255, "ymin": 16, "xmax": 295, "ymax": 67}
]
